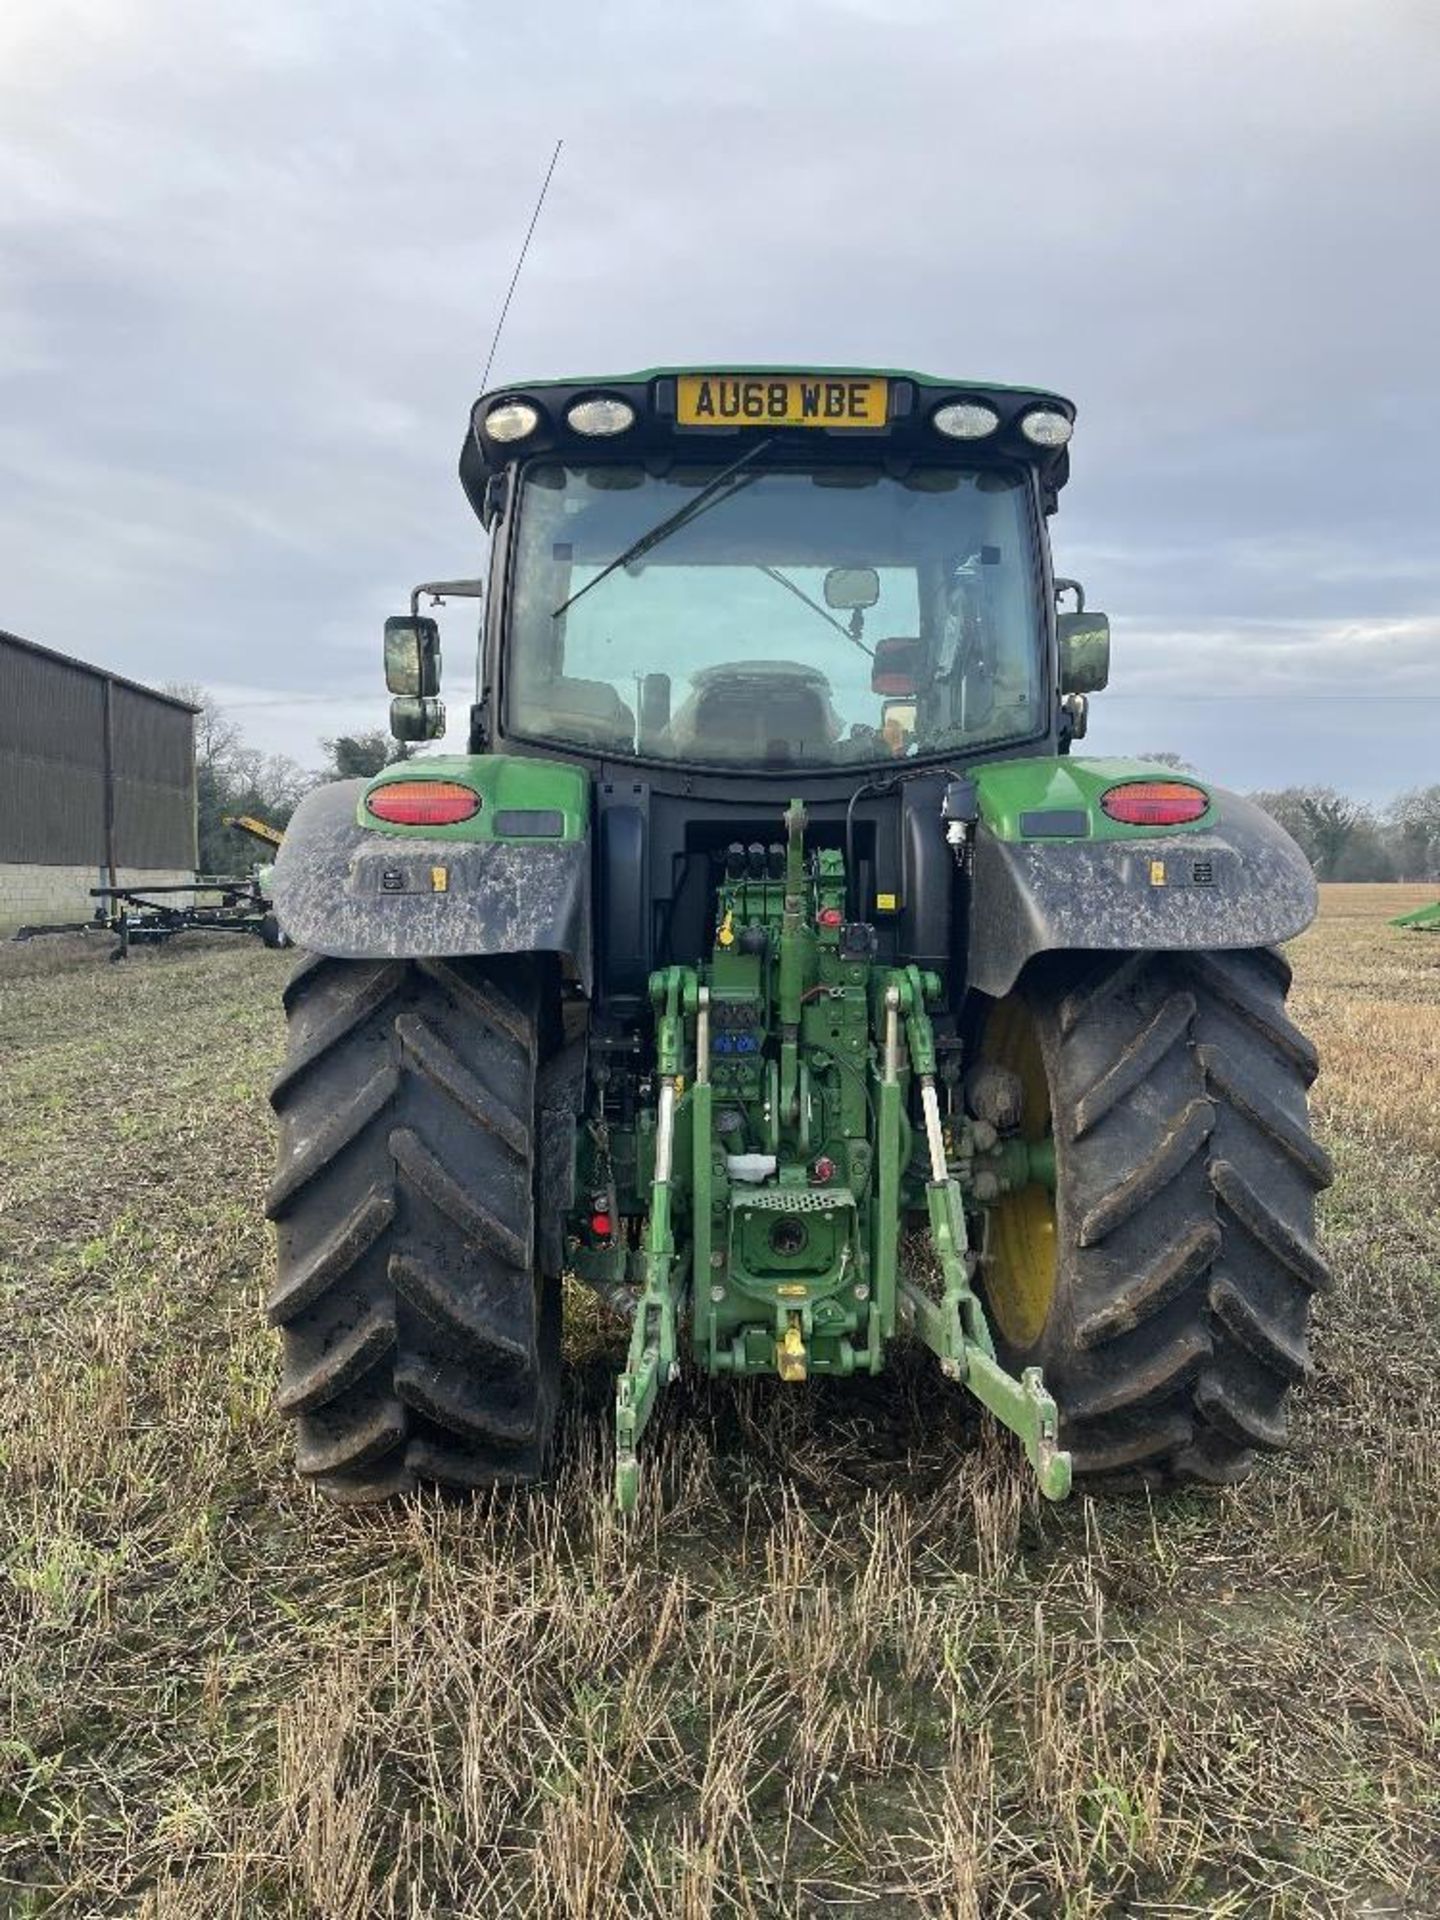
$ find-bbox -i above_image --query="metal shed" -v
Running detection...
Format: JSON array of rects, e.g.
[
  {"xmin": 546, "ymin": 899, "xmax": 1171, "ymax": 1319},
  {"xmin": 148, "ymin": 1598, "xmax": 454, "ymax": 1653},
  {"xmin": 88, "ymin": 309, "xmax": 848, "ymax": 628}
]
[{"xmin": 0, "ymin": 630, "xmax": 197, "ymax": 927}]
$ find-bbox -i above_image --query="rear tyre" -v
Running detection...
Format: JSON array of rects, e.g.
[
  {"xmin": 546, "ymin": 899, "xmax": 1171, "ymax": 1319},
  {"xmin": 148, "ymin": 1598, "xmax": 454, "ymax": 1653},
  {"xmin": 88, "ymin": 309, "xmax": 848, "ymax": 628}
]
[
  {"xmin": 976, "ymin": 948, "xmax": 1332, "ymax": 1489},
  {"xmin": 265, "ymin": 953, "xmax": 560, "ymax": 1501}
]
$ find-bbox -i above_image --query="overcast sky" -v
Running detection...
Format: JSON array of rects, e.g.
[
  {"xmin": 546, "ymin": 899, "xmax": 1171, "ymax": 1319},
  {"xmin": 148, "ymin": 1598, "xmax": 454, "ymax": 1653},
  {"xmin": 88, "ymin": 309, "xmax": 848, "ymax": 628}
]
[{"xmin": 2, "ymin": 0, "xmax": 1436, "ymax": 801}]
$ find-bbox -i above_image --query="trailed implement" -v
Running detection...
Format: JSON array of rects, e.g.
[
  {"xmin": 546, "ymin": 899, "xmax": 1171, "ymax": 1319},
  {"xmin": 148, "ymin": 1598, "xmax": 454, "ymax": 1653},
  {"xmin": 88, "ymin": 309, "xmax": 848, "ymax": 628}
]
[{"xmin": 13, "ymin": 875, "xmax": 285, "ymax": 958}]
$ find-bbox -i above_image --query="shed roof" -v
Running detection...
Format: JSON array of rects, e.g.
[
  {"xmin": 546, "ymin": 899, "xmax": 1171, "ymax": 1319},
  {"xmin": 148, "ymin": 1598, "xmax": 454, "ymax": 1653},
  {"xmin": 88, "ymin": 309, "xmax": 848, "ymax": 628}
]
[{"xmin": 0, "ymin": 629, "xmax": 200, "ymax": 713}]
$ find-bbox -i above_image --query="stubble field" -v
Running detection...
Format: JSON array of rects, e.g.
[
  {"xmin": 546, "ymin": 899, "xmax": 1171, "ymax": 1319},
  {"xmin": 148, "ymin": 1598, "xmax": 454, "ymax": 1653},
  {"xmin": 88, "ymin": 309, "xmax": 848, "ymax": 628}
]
[{"xmin": 1, "ymin": 886, "xmax": 1438, "ymax": 1917}]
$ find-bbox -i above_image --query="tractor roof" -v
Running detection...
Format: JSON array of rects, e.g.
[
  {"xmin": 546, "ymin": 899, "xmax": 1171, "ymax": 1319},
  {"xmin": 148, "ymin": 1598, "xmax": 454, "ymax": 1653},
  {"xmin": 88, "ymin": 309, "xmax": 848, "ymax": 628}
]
[{"xmin": 459, "ymin": 366, "xmax": 1075, "ymax": 524}]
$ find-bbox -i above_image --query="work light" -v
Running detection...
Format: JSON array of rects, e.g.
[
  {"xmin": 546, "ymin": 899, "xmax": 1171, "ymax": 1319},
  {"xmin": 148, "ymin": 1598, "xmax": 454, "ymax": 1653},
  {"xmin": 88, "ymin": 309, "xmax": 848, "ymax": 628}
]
[
  {"xmin": 567, "ymin": 396, "xmax": 636, "ymax": 436},
  {"xmin": 932, "ymin": 401, "xmax": 999, "ymax": 440},
  {"xmin": 483, "ymin": 400, "xmax": 541, "ymax": 443},
  {"xmin": 1019, "ymin": 408, "xmax": 1073, "ymax": 448}
]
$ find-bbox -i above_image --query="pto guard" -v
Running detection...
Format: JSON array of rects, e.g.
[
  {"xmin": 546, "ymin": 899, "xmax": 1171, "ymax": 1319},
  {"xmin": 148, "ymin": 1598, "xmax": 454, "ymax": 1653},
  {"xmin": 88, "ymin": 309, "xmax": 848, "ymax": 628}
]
[
  {"xmin": 967, "ymin": 783, "xmax": 1317, "ymax": 1000},
  {"xmin": 269, "ymin": 777, "xmax": 593, "ymax": 988}
]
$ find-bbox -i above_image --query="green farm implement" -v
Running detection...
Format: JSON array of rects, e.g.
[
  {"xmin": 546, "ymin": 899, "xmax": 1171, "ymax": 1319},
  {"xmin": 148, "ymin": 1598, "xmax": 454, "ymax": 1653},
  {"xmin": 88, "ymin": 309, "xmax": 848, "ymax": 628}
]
[
  {"xmin": 266, "ymin": 367, "xmax": 1332, "ymax": 1507},
  {"xmin": 1391, "ymin": 900, "xmax": 1440, "ymax": 932}
]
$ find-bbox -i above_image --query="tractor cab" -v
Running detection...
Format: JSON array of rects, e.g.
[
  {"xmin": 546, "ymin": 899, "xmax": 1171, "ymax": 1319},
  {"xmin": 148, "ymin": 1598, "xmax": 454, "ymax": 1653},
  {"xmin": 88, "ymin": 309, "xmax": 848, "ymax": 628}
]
[
  {"xmin": 381, "ymin": 368, "xmax": 1115, "ymax": 1018},
  {"xmin": 384, "ymin": 369, "xmax": 1111, "ymax": 770}
]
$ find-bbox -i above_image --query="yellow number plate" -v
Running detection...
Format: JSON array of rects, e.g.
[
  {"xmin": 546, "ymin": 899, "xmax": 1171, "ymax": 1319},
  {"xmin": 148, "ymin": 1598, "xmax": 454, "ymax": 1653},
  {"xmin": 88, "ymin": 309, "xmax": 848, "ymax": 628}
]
[{"xmin": 677, "ymin": 373, "xmax": 888, "ymax": 430}]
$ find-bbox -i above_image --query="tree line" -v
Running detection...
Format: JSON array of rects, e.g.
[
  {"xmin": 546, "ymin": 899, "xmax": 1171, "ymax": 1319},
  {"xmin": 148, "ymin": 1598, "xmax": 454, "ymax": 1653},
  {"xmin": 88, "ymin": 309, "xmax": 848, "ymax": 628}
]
[
  {"xmin": 168, "ymin": 686, "xmax": 408, "ymax": 875},
  {"xmin": 1246, "ymin": 786, "xmax": 1440, "ymax": 882},
  {"xmin": 172, "ymin": 689, "xmax": 1440, "ymax": 885},
  {"xmin": 1141, "ymin": 753, "xmax": 1438, "ymax": 881}
]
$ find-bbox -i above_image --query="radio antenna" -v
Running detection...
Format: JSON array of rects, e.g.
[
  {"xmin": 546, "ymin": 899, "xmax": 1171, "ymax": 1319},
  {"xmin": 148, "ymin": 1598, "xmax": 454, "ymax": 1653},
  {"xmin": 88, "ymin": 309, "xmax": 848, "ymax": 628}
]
[{"xmin": 480, "ymin": 139, "xmax": 563, "ymax": 393}]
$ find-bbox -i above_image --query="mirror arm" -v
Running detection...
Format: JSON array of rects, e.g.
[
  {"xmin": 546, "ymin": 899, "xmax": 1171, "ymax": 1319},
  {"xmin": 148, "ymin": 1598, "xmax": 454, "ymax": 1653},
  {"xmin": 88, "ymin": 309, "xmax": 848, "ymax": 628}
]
[
  {"xmin": 409, "ymin": 578, "xmax": 485, "ymax": 617},
  {"xmin": 1054, "ymin": 576, "xmax": 1085, "ymax": 613}
]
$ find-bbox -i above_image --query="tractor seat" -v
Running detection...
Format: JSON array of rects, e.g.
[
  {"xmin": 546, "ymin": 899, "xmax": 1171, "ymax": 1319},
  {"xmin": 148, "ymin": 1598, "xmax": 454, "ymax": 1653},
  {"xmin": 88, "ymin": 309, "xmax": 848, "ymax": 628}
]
[
  {"xmin": 667, "ymin": 661, "xmax": 839, "ymax": 763},
  {"xmin": 531, "ymin": 676, "xmax": 636, "ymax": 751}
]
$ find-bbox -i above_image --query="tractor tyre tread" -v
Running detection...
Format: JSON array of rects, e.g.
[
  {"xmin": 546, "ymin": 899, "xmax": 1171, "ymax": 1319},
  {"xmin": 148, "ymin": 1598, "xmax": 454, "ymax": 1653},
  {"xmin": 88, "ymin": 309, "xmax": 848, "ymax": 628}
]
[
  {"xmin": 266, "ymin": 953, "xmax": 558, "ymax": 1502},
  {"xmin": 987, "ymin": 947, "xmax": 1330, "ymax": 1491}
]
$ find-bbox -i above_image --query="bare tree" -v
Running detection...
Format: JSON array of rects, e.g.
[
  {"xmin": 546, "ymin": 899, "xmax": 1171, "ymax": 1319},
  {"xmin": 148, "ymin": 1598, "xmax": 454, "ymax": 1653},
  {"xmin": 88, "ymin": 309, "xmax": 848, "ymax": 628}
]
[
  {"xmin": 164, "ymin": 683, "xmax": 314, "ymax": 872},
  {"xmin": 318, "ymin": 730, "xmax": 412, "ymax": 780},
  {"xmin": 1299, "ymin": 791, "xmax": 1361, "ymax": 880},
  {"xmin": 1387, "ymin": 785, "xmax": 1440, "ymax": 880}
]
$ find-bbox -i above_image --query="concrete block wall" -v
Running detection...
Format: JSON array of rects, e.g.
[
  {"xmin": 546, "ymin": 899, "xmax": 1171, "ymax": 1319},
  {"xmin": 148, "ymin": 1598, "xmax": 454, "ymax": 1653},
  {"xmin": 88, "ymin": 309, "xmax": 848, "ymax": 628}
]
[{"xmin": 0, "ymin": 865, "xmax": 195, "ymax": 933}]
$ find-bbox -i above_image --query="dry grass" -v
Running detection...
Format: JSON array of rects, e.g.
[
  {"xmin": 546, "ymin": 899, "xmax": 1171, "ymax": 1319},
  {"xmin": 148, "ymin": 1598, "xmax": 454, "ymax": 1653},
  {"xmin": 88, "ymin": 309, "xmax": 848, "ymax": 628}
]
[
  {"xmin": 2, "ymin": 895, "xmax": 1438, "ymax": 1917},
  {"xmin": 1291, "ymin": 887, "xmax": 1440, "ymax": 1159}
]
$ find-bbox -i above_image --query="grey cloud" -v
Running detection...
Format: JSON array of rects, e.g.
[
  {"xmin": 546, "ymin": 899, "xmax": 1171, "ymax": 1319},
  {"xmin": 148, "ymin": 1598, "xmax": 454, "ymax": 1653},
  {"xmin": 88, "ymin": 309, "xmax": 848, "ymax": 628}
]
[{"xmin": 0, "ymin": 0, "xmax": 1436, "ymax": 789}]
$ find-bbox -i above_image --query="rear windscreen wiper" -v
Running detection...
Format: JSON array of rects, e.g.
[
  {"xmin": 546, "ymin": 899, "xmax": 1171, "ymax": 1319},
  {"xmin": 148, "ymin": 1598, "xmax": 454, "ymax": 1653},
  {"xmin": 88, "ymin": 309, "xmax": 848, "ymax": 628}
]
[{"xmin": 553, "ymin": 438, "xmax": 775, "ymax": 620}]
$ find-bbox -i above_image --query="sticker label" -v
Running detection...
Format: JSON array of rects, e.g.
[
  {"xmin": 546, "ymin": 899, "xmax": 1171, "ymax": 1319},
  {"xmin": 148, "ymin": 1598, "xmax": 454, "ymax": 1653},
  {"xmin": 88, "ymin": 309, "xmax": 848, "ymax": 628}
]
[
  {"xmin": 431, "ymin": 866, "xmax": 449, "ymax": 893},
  {"xmin": 1149, "ymin": 860, "xmax": 1167, "ymax": 887}
]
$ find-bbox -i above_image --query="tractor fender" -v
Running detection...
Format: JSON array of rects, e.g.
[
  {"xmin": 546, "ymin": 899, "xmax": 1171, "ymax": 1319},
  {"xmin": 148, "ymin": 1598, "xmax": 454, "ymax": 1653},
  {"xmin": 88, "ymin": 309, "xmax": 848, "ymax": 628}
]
[
  {"xmin": 270, "ymin": 778, "xmax": 592, "ymax": 989},
  {"xmin": 967, "ymin": 785, "xmax": 1316, "ymax": 1000}
]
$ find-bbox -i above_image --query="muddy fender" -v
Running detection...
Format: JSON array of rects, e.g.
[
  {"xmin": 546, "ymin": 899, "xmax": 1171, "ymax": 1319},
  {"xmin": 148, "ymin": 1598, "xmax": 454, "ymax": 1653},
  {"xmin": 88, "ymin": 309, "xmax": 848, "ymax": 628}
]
[
  {"xmin": 968, "ymin": 785, "xmax": 1316, "ymax": 999},
  {"xmin": 270, "ymin": 779, "xmax": 592, "ymax": 988}
]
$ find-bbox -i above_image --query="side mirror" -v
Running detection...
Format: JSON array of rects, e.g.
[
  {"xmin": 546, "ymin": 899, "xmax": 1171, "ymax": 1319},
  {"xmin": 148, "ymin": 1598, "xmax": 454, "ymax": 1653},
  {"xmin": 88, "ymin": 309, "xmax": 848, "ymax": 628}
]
[
  {"xmin": 1061, "ymin": 692, "xmax": 1089, "ymax": 741},
  {"xmin": 824, "ymin": 566, "xmax": 880, "ymax": 611},
  {"xmin": 871, "ymin": 635, "xmax": 923, "ymax": 696},
  {"xmin": 390, "ymin": 695, "xmax": 446, "ymax": 742},
  {"xmin": 384, "ymin": 615, "xmax": 442, "ymax": 697},
  {"xmin": 1057, "ymin": 611, "xmax": 1110, "ymax": 694}
]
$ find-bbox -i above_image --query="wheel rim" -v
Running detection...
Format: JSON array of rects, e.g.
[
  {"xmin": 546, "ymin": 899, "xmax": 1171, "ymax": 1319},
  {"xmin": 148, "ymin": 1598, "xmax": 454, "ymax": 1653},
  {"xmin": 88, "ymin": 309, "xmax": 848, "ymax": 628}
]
[{"xmin": 978, "ymin": 995, "xmax": 1058, "ymax": 1351}]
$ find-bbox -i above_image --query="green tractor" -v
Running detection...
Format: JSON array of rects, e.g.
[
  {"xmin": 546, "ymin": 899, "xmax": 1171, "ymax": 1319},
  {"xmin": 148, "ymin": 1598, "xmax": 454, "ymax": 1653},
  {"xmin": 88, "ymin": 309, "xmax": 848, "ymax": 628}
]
[{"xmin": 266, "ymin": 367, "xmax": 1331, "ymax": 1508}]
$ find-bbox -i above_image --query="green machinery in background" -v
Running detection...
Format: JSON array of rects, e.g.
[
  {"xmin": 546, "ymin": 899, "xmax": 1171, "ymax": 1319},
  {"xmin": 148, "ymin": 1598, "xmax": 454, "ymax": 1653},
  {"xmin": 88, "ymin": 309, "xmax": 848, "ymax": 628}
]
[{"xmin": 1390, "ymin": 900, "xmax": 1440, "ymax": 932}]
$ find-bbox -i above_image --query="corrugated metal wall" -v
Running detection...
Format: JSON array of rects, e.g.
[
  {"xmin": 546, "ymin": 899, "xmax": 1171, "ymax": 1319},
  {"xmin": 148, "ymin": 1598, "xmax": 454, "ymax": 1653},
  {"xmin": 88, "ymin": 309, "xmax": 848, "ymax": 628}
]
[
  {"xmin": 110, "ymin": 682, "xmax": 198, "ymax": 869},
  {"xmin": 0, "ymin": 633, "xmax": 197, "ymax": 869}
]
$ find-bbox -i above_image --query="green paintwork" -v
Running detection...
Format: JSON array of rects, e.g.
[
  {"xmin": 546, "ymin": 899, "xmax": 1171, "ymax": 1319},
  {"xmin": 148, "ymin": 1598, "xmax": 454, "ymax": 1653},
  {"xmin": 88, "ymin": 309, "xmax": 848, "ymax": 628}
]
[
  {"xmin": 358, "ymin": 753, "xmax": 589, "ymax": 842},
  {"xmin": 602, "ymin": 799, "xmax": 1072, "ymax": 1512},
  {"xmin": 1390, "ymin": 899, "xmax": 1440, "ymax": 931},
  {"xmin": 478, "ymin": 364, "xmax": 1072, "ymax": 408},
  {"xmin": 974, "ymin": 756, "xmax": 1216, "ymax": 843}
]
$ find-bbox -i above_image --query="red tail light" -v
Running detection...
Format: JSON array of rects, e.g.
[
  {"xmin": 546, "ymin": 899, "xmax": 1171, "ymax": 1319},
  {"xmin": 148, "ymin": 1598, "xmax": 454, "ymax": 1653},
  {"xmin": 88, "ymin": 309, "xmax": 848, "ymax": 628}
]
[
  {"xmin": 367, "ymin": 780, "xmax": 480, "ymax": 826},
  {"xmin": 1100, "ymin": 781, "xmax": 1209, "ymax": 827}
]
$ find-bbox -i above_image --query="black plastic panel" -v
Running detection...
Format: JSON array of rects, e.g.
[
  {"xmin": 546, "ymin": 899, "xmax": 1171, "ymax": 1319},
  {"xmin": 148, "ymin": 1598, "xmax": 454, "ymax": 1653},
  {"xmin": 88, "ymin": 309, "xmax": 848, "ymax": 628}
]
[
  {"xmin": 596, "ymin": 781, "xmax": 651, "ymax": 1010},
  {"xmin": 1019, "ymin": 808, "xmax": 1089, "ymax": 838}
]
